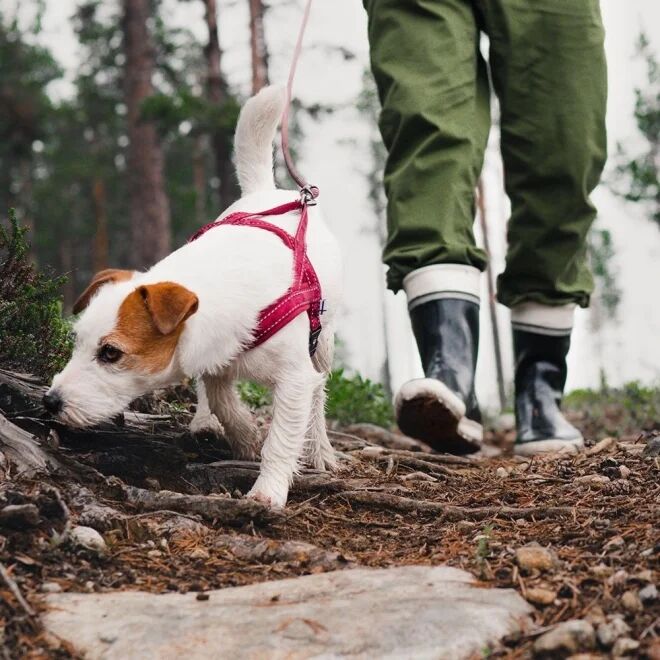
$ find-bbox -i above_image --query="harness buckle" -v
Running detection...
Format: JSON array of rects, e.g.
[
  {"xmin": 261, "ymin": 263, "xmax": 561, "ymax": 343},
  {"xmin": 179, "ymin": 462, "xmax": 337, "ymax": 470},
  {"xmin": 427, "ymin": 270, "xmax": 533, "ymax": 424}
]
[
  {"xmin": 308, "ymin": 325, "xmax": 322, "ymax": 357},
  {"xmin": 300, "ymin": 185, "xmax": 319, "ymax": 207}
]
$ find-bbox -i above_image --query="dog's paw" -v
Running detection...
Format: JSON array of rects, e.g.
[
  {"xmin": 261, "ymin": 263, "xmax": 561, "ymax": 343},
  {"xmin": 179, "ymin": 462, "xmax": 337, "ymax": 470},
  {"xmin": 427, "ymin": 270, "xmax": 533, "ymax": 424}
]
[
  {"xmin": 189, "ymin": 411, "xmax": 225, "ymax": 437},
  {"xmin": 247, "ymin": 477, "xmax": 287, "ymax": 509}
]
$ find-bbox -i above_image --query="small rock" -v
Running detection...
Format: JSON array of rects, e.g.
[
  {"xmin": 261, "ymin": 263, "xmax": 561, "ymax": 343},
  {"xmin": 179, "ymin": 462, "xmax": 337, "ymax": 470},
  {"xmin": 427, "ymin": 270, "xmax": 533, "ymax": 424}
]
[
  {"xmin": 620, "ymin": 590, "xmax": 643, "ymax": 613},
  {"xmin": 639, "ymin": 583, "xmax": 657, "ymax": 604},
  {"xmin": 525, "ymin": 588, "xmax": 555, "ymax": 606},
  {"xmin": 585, "ymin": 606, "xmax": 606, "ymax": 625},
  {"xmin": 84, "ymin": 581, "xmax": 96, "ymax": 593},
  {"xmin": 533, "ymin": 620, "xmax": 595, "ymax": 658},
  {"xmin": 618, "ymin": 465, "xmax": 631, "ymax": 479},
  {"xmin": 643, "ymin": 435, "xmax": 660, "ymax": 457},
  {"xmin": 144, "ymin": 478, "xmax": 161, "ymax": 490},
  {"xmin": 596, "ymin": 616, "xmax": 630, "ymax": 648},
  {"xmin": 496, "ymin": 467, "xmax": 509, "ymax": 478},
  {"xmin": 575, "ymin": 474, "xmax": 610, "ymax": 486},
  {"xmin": 196, "ymin": 593, "xmax": 210, "ymax": 601},
  {"xmin": 611, "ymin": 637, "xmax": 640, "ymax": 657},
  {"xmin": 188, "ymin": 547, "xmax": 210, "ymax": 560},
  {"xmin": 515, "ymin": 544, "xmax": 556, "ymax": 573},
  {"xmin": 69, "ymin": 526, "xmax": 107, "ymax": 553},
  {"xmin": 586, "ymin": 436, "xmax": 615, "ymax": 455},
  {"xmin": 590, "ymin": 564, "xmax": 613, "ymax": 578},
  {"xmin": 147, "ymin": 549, "xmax": 162, "ymax": 558},
  {"xmin": 608, "ymin": 569, "xmax": 629, "ymax": 587},
  {"xmin": 0, "ymin": 503, "xmax": 40, "ymax": 528},
  {"xmin": 401, "ymin": 471, "xmax": 437, "ymax": 482},
  {"xmin": 40, "ymin": 582, "xmax": 63, "ymax": 594},
  {"xmin": 636, "ymin": 569, "xmax": 653, "ymax": 582}
]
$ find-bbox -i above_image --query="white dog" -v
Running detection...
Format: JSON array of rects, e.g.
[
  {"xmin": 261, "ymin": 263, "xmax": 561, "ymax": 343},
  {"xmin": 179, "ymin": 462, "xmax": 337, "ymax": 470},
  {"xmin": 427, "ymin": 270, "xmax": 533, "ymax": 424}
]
[{"xmin": 44, "ymin": 86, "xmax": 343, "ymax": 508}]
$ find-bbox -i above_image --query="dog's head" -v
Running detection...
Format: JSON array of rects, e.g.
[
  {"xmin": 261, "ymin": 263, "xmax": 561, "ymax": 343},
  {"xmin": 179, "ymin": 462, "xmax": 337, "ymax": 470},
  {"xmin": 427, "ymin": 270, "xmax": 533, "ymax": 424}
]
[{"xmin": 45, "ymin": 269, "xmax": 198, "ymax": 427}]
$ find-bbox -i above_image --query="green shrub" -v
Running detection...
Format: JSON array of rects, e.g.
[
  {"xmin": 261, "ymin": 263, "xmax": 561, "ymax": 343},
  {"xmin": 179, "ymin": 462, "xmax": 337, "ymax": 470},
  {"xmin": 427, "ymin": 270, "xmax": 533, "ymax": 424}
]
[
  {"xmin": 565, "ymin": 381, "xmax": 660, "ymax": 437},
  {"xmin": 0, "ymin": 209, "xmax": 72, "ymax": 377},
  {"xmin": 325, "ymin": 368, "xmax": 394, "ymax": 428}
]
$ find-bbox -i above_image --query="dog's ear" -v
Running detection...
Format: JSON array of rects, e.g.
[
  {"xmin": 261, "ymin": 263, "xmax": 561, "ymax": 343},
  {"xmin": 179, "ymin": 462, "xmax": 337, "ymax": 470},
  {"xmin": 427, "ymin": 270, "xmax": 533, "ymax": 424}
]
[
  {"xmin": 73, "ymin": 269, "xmax": 135, "ymax": 315},
  {"xmin": 137, "ymin": 283, "xmax": 199, "ymax": 335}
]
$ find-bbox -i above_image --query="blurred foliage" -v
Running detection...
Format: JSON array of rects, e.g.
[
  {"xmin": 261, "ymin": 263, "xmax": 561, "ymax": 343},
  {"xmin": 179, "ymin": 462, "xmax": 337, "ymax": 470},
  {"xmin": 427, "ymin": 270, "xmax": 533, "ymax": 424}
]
[
  {"xmin": 238, "ymin": 368, "xmax": 394, "ymax": 428},
  {"xmin": 565, "ymin": 381, "xmax": 660, "ymax": 438},
  {"xmin": 588, "ymin": 228, "xmax": 621, "ymax": 317},
  {"xmin": 0, "ymin": 210, "xmax": 73, "ymax": 377},
  {"xmin": 615, "ymin": 33, "xmax": 660, "ymax": 228},
  {"xmin": 325, "ymin": 368, "xmax": 394, "ymax": 428}
]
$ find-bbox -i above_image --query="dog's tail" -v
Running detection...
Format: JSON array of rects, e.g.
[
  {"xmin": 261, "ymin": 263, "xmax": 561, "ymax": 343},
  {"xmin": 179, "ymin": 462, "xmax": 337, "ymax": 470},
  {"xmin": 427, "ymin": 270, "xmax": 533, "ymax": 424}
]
[{"xmin": 234, "ymin": 85, "xmax": 286, "ymax": 195}]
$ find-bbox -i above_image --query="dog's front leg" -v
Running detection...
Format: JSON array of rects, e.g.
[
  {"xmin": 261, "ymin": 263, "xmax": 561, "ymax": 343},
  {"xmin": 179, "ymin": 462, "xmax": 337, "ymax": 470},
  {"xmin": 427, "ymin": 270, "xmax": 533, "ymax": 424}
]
[
  {"xmin": 248, "ymin": 366, "xmax": 321, "ymax": 507},
  {"xmin": 189, "ymin": 378, "xmax": 225, "ymax": 437}
]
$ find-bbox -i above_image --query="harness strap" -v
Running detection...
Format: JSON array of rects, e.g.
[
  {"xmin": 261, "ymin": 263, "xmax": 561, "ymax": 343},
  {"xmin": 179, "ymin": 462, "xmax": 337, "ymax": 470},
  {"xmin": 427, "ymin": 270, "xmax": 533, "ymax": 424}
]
[{"xmin": 188, "ymin": 199, "xmax": 324, "ymax": 356}]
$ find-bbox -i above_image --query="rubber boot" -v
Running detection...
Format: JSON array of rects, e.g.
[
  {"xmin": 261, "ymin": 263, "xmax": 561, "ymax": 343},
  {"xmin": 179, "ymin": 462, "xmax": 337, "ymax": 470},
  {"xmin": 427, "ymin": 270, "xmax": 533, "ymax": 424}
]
[
  {"xmin": 395, "ymin": 298, "xmax": 482, "ymax": 454},
  {"xmin": 513, "ymin": 329, "xmax": 583, "ymax": 456}
]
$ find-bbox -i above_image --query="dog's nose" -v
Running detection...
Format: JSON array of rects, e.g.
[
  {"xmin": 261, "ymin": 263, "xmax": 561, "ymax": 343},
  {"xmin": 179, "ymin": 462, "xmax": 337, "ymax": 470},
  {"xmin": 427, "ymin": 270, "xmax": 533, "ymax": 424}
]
[{"xmin": 43, "ymin": 391, "xmax": 63, "ymax": 415}]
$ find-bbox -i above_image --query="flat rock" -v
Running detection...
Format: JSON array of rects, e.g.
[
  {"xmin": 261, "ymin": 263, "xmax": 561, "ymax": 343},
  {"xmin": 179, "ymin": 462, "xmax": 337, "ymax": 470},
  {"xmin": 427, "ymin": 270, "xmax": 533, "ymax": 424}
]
[{"xmin": 44, "ymin": 566, "xmax": 532, "ymax": 659}]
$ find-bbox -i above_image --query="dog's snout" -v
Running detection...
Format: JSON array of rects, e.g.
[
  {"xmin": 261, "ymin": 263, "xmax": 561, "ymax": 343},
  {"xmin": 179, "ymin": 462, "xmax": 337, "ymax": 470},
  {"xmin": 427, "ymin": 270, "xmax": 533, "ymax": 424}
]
[{"xmin": 43, "ymin": 390, "xmax": 63, "ymax": 415}]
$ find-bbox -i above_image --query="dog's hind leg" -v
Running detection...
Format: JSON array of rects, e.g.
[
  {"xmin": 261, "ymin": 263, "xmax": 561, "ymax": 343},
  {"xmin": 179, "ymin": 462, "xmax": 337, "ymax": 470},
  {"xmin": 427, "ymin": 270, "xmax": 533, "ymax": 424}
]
[
  {"xmin": 203, "ymin": 374, "xmax": 262, "ymax": 461},
  {"xmin": 248, "ymin": 362, "xmax": 322, "ymax": 507},
  {"xmin": 307, "ymin": 328, "xmax": 337, "ymax": 471}
]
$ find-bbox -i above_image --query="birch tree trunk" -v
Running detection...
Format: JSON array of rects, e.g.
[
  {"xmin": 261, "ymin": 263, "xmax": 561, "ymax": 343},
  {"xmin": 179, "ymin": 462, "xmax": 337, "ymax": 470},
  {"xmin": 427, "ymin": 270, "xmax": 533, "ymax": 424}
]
[{"xmin": 123, "ymin": 0, "xmax": 171, "ymax": 269}]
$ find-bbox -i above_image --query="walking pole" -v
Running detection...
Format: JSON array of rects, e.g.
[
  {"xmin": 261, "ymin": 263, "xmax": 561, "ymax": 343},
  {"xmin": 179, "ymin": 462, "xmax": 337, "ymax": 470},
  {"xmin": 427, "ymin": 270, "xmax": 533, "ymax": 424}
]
[{"xmin": 477, "ymin": 177, "xmax": 507, "ymax": 411}]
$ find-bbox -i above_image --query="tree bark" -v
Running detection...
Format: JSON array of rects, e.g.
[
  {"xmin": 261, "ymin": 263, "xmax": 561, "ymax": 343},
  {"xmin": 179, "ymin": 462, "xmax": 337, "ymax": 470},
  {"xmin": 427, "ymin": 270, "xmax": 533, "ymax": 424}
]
[
  {"xmin": 91, "ymin": 176, "xmax": 109, "ymax": 273},
  {"xmin": 122, "ymin": 0, "xmax": 171, "ymax": 269},
  {"xmin": 203, "ymin": 0, "xmax": 239, "ymax": 208},
  {"xmin": 248, "ymin": 0, "xmax": 270, "ymax": 95},
  {"xmin": 192, "ymin": 135, "xmax": 207, "ymax": 226}
]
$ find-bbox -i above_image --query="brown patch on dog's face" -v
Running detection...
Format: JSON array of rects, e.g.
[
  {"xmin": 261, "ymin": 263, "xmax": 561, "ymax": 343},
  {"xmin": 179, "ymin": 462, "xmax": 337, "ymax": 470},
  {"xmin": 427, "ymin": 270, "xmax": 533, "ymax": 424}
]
[
  {"xmin": 102, "ymin": 282, "xmax": 199, "ymax": 374},
  {"xmin": 74, "ymin": 269, "xmax": 135, "ymax": 314}
]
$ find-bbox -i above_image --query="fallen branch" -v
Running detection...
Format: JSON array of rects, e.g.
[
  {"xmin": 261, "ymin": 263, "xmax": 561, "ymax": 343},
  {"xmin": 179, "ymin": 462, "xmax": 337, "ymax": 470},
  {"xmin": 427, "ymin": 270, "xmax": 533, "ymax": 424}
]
[
  {"xmin": 342, "ymin": 423, "xmax": 433, "ymax": 453},
  {"xmin": 0, "ymin": 561, "xmax": 35, "ymax": 618},
  {"xmin": 337, "ymin": 490, "xmax": 585, "ymax": 522},
  {"xmin": 105, "ymin": 479, "xmax": 282, "ymax": 526}
]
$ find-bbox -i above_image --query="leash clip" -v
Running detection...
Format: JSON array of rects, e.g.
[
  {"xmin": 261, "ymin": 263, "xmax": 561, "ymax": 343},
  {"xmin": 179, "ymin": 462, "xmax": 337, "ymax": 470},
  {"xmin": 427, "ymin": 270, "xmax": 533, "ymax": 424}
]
[{"xmin": 300, "ymin": 185, "xmax": 319, "ymax": 207}]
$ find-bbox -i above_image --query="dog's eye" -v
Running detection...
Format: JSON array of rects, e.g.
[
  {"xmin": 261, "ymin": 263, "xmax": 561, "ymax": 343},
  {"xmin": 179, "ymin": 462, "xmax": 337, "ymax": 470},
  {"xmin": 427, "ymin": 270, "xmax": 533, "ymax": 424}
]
[{"xmin": 97, "ymin": 344, "xmax": 123, "ymax": 364}]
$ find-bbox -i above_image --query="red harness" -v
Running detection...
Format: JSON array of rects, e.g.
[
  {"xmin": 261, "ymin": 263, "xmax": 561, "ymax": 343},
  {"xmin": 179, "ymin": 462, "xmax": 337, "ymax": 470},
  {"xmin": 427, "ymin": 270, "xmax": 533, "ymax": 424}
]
[{"xmin": 189, "ymin": 197, "xmax": 324, "ymax": 356}]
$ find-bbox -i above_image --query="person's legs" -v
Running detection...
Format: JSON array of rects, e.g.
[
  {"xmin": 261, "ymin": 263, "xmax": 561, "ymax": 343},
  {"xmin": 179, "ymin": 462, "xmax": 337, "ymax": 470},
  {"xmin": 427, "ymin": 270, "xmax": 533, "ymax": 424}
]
[
  {"xmin": 479, "ymin": 0, "xmax": 607, "ymax": 452},
  {"xmin": 363, "ymin": 0, "xmax": 491, "ymax": 453},
  {"xmin": 363, "ymin": 0, "xmax": 490, "ymax": 291}
]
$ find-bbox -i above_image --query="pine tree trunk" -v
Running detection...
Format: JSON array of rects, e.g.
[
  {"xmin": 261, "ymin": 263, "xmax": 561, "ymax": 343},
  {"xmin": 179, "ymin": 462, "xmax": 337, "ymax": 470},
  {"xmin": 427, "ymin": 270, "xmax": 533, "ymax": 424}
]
[
  {"xmin": 203, "ymin": 0, "xmax": 239, "ymax": 208},
  {"xmin": 59, "ymin": 238, "xmax": 75, "ymax": 312},
  {"xmin": 91, "ymin": 177, "xmax": 109, "ymax": 273},
  {"xmin": 192, "ymin": 135, "xmax": 208, "ymax": 227},
  {"xmin": 248, "ymin": 0, "xmax": 269, "ymax": 95},
  {"xmin": 122, "ymin": 0, "xmax": 171, "ymax": 270}
]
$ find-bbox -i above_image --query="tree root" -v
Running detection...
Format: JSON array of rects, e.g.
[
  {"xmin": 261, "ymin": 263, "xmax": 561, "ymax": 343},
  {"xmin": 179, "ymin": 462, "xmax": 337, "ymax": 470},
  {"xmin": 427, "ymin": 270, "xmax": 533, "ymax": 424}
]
[
  {"xmin": 336, "ymin": 490, "xmax": 585, "ymax": 522},
  {"xmin": 103, "ymin": 478, "xmax": 281, "ymax": 526}
]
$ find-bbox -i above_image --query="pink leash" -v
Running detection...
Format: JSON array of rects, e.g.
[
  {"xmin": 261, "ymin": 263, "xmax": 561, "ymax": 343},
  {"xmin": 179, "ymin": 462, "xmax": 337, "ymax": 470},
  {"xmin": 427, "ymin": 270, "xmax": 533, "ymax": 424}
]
[
  {"xmin": 190, "ymin": 0, "xmax": 324, "ymax": 356},
  {"xmin": 281, "ymin": 0, "xmax": 319, "ymax": 202}
]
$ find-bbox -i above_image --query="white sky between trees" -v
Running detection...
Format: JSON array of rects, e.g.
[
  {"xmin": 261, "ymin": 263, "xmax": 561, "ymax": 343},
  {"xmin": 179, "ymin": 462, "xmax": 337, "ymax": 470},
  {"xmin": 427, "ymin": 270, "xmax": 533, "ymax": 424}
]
[{"xmin": 11, "ymin": 0, "xmax": 660, "ymax": 410}]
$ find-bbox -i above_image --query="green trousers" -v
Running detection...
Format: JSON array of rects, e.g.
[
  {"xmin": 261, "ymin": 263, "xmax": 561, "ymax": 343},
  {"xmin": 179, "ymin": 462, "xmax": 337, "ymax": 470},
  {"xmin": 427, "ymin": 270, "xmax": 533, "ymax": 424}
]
[{"xmin": 364, "ymin": 0, "xmax": 608, "ymax": 307}]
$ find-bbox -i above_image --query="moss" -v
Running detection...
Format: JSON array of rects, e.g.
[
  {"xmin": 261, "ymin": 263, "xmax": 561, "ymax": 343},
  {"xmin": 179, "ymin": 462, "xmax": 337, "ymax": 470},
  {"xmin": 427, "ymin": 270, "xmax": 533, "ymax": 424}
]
[{"xmin": 0, "ymin": 209, "xmax": 72, "ymax": 377}]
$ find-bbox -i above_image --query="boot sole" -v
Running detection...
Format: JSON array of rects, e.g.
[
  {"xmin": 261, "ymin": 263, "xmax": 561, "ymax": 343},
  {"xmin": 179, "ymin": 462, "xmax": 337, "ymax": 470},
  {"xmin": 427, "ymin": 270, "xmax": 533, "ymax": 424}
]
[
  {"xmin": 395, "ymin": 379, "xmax": 482, "ymax": 455},
  {"xmin": 513, "ymin": 436, "xmax": 584, "ymax": 456}
]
